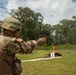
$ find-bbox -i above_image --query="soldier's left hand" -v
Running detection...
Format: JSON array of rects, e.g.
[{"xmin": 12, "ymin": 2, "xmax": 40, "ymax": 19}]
[{"xmin": 17, "ymin": 38, "xmax": 23, "ymax": 42}]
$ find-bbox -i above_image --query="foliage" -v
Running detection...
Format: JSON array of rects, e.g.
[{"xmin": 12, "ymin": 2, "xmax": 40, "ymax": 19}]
[
  {"xmin": 9, "ymin": 7, "xmax": 44, "ymax": 40},
  {"xmin": 34, "ymin": 45, "xmax": 51, "ymax": 50},
  {"xmin": 52, "ymin": 17, "xmax": 76, "ymax": 45},
  {"xmin": 8, "ymin": 6, "xmax": 76, "ymax": 45},
  {"xmin": 34, "ymin": 44, "xmax": 76, "ymax": 50}
]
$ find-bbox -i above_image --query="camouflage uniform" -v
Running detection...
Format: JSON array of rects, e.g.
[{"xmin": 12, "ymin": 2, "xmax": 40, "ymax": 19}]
[
  {"xmin": 0, "ymin": 17, "xmax": 46, "ymax": 75},
  {"xmin": 0, "ymin": 35, "xmax": 37, "ymax": 75}
]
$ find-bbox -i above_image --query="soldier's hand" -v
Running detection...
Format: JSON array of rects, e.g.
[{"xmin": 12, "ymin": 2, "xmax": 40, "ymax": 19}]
[
  {"xmin": 36, "ymin": 36, "xmax": 47, "ymax": 45},
  {"xmin": 16, "ymin": 38, "xmax": 23, "ymax": 42}
]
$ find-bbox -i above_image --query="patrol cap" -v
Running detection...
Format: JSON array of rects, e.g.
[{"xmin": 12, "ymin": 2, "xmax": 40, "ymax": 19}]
[{"xmin": 1, "ymin": 17, "xmax": 22, "ymax": 31}]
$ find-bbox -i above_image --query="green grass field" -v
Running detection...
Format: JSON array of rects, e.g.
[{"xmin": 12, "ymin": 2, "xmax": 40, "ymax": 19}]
[{"xmin": 16, "ymin": 49, "xmax": 76, "ymax": 75}]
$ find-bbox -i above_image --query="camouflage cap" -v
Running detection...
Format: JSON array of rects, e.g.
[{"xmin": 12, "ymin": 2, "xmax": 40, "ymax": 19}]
[{"xmin": 1, "ymin": 17, "xmax": 22, "ymax": 31}]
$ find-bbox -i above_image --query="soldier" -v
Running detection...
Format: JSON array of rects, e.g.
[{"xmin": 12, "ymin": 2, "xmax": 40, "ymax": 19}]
[{"xmin": 0, "ymin": 17, "xmax": 46, "ymax": 75}]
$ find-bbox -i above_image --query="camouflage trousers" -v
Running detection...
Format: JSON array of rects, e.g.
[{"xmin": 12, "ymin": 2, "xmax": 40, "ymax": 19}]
[{"xmin": 0, "ymin": 60, "xmax": 14, "ymax": 75}]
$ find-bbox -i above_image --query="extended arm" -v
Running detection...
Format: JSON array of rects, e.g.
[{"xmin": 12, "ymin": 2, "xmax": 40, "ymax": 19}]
[{"xmin": 17, "ymin": 36, "xmax": 47, "ymax": 54}]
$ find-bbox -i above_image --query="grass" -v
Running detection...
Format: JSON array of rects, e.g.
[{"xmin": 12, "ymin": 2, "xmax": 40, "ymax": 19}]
[
  {"xmin": 16, "ymin": 49, "xmax": 76, "ymax": 75},
  {"xmin": 16, "ymin": 50, "xmax": 50, "ymax": 60}
]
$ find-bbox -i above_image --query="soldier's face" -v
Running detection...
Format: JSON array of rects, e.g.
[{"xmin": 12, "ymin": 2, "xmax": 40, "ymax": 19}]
[
  {"xmin": 15, "ymin": 30, "xmax": 20, "ymax": 38},
  {"xmin": 4, "ymin": 29, "xmax": 20, "ymax": 38},
  {"xmin": 4, "ymin": 29, "xmax": 14, "ymax": 36}
]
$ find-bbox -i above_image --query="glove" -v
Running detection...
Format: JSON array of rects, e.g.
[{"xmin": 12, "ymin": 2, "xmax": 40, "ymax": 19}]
[{"xmin": 36, "ymin": 36, "xmax": 47, "ymax": 45}]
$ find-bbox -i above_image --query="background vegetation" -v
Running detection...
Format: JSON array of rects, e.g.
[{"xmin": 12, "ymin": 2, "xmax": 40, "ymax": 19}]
[{"xmin": 0, "ymin": 6, "xmax": 76, "ymax": 46}]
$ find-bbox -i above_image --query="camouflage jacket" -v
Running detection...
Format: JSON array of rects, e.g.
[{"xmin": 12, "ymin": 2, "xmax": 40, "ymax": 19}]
[{"xmin": 0, "ymin": 35, "xmax": 37, "ymax": 55}]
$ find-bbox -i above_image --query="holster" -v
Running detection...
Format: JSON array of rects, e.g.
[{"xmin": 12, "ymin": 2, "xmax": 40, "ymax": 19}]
[
  {"xmin": 0, "ymin": 51, "xmax": 22, "ymax": 75},
  {"xmin": 11, "ymin": 57, "xmax": 22, "ymax": 75}
]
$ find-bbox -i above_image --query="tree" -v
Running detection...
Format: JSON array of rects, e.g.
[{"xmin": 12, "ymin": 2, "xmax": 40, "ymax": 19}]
[
  {"xmin": 52, "ymin": 24, "xmax": 63, "ymax": 44},
  {"xmin": 40, "ymin": 24, "xmax": 52, "ymax": 45},
  {"xmin": 60, "ymin": 19, "xmax": 76, "ymax": 44},
  {"xmin": 9, "ymin": 7, "xmax": 44, "ymax": 40}
]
